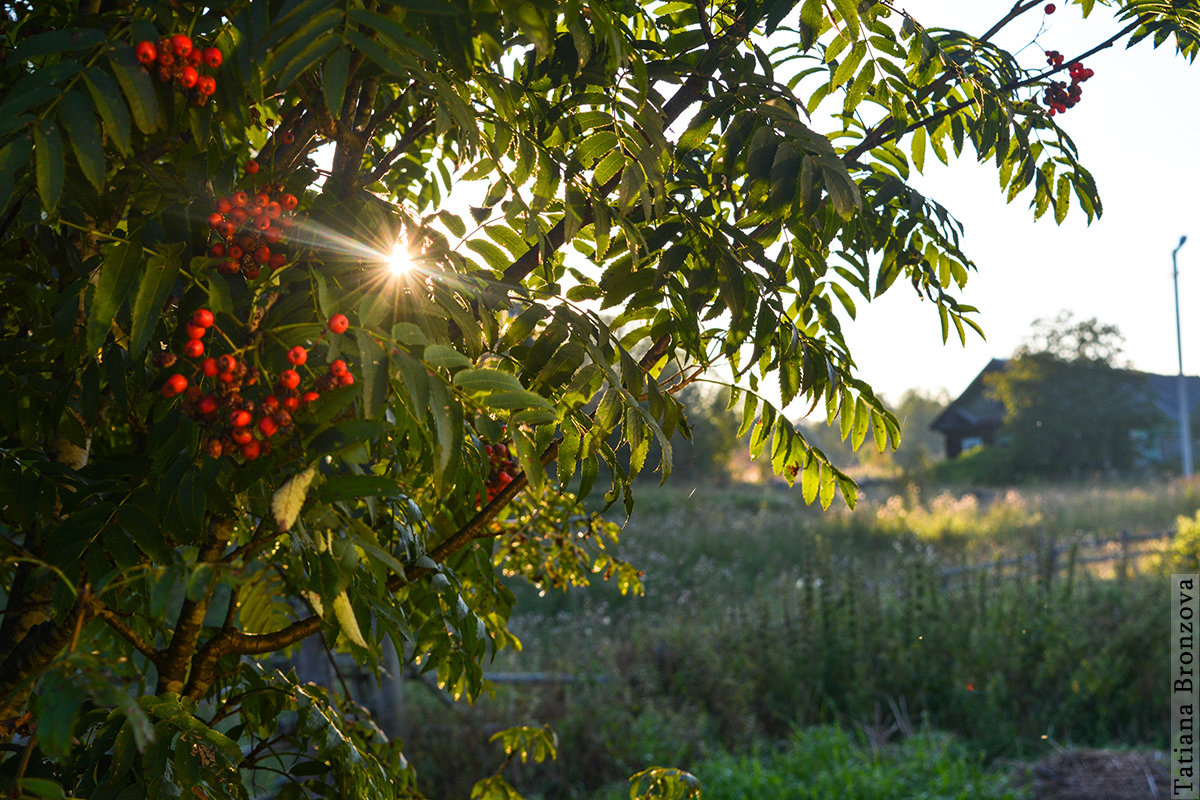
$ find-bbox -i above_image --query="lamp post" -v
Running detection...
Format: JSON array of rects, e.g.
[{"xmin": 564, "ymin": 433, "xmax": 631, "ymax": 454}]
[{"xmin": 1174, "ymin": 235, "xmax": 1192, "ymax": 477}]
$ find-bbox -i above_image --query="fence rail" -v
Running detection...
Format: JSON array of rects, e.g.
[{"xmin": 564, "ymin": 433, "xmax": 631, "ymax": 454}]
[{"xmin": 936, "ymin": 529, "xmax": 1171, "ymax": 586}]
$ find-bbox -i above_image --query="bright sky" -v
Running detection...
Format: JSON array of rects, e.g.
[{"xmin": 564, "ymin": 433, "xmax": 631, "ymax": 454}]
[{"xmin": 842, "ymin": 1, "xmax": 1200, "ymax": 405}]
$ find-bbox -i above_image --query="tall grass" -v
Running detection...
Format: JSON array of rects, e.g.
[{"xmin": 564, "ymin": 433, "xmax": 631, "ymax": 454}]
[{"xmin": 395, "ymin": 479, "xmax": 1189, "ymax": 798}]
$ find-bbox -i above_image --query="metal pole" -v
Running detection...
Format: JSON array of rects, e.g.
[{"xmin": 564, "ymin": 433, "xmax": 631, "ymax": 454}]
[{"xmin": 1174, "ymin": 235, "xmax": 1192, "ymax": 477}]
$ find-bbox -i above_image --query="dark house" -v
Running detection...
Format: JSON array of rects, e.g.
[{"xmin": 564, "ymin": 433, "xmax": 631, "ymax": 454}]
[
  {"xmin": 931, "ymin": 359, "xmax": 1200, "ymax": 464},
  {"xmin": 929, "ymin": 359, "xmax": 1007, "ymax": 458}
]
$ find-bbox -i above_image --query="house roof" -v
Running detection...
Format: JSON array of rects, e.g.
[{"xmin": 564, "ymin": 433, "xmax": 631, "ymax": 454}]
[
  {"xmin": 929, "ymin": 358, "xmax": 1007, "ymax": 433},
  {"xmin": 930, "ymin": 358, "xmax": 1200, "ymax": 433}
]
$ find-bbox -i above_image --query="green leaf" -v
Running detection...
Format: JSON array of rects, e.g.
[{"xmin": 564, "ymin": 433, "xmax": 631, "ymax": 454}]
[
  {"xmin": 453, "ymin": 367, "xmax": 525, "ymax": 394},
  {"xmin": 129, "ymin": 252, "xmax": 180, "ymax": 356},
  {"xmin": 356, "ymin": 330, "xmax": 389, "ymax": 419},
  {"xmin": 0, "ymin": 135, "xmax": 33, "ymax": 208},
  {"xmin": 466, "ymin": 238, "xmax": 512, "ymax": 271},
  {"xmin": 512, "ymin": 428, "xmax": 545, "ymax": 492},
  {"xmin": 423, "ymin": 344, "xmax": 472, "ymax": 370},
  {"xmin": 82, "ymin": 67, "xmax": 131, "ymax": 156},
  {"xmin": 276, "ymin": 33, "xmax": 340, "ymax": 93},
  {"xmin": 851, "ymin": 395, "xmax": 870, "ymax": 450},
  {"xmin": 57, "ymin": 91, "xmax": 105, "ymax": 192},
  {"xmin": 9, "ymin": 27, "xmax": 106, "ymax": 62},
  {"xmin": 317, "ymin": 474, "xmax": 403, "ymax": 502},
  {"xmin": 322, "ymin": 46, "xmax": 353, "ymax": 116},
  {"xmin": 108, "ymin": 51, "xmax": 159, "ymax": 134},
  {"xmin": 86, "ymin": 238, "xmax": 142, "ymax": 353},
  {"xmin": 33, "ymin": 120, "xmax": 64, "ymax": 213}
]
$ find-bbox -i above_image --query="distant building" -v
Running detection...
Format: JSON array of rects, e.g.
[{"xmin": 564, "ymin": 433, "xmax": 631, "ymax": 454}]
[
  {"xmin": 928, "ymin": 359, "xmax": 1007, "ymax": 459},
  {"xmin": 930, "ymin": 358, "xmax": 1200, "ymax": 465}
]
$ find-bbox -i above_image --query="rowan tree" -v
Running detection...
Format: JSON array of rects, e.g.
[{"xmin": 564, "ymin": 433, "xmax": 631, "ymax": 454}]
[{"xmin": 0, "ymin": 0, "xmax": 1195, "ymax": 797}]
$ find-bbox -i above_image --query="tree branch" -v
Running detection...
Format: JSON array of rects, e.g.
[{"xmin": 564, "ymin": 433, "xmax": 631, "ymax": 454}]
[
  {"xmin": 89, "ymin": 600, "xmax": 161, "ymax": 665},
  {"xmin": 843, "ymin": 19, "xmax": 1141, "ymax": 164},
  {"xmin": 399, "ymin": 332, "xmax": 674, "ymax": 582},
  {"xmin": 157, "ymin": 517, "xmax": 233, "ymax": 694},
  {"xmin": 359, "ymin": 109, "xmax": 435, "ymax": 188}
]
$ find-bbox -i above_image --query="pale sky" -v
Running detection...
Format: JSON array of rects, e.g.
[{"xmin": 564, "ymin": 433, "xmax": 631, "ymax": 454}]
[{"xmin": 843, "ymin": 1, "xmax": 1200, "ymax": 405}]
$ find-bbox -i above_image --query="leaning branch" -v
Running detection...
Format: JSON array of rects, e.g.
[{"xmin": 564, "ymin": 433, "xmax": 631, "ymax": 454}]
[{"xmin": 843, "ymin": 19, "xmax": 1140, "ymax": 163}]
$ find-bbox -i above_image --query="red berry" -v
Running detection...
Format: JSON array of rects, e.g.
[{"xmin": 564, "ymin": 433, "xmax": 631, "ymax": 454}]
[
  {"xmin": 205, "ymin": 438, "xmax": 223, "ymax": 458},
  {"xmin": 219, "ymin": 370, "xmax": 236, "ymax": 384},
  {"xmin": 254, "ymin": 192, "xmax": 270, "ymax": 207},
  {"xmin": 280, "ymin": 131, "xmax": 294, "ymax": 145},
  {"xmin": 203, "ymin": 47, "xmax": 222, "ymax": 68},
  {"xmin": 329, "ymin": 359, "xmax": 348, "ymax": 377},
  {"xmin": 135, "ymin": 41, "xmax": 158, "ymax": 65},
  {"xmin": 287, "ymin": 346, "xmax": 307, "ymax": 366},
  {"xmin": 327, "ymin": 314, "xmax": 349, "ymax": 334},
  {"xmin": 218, "ymin": 259, "xmax": 240, "ymax": 275},
  {"xmin": 187, "ymin": 49, "xmax": 203, "ymax": 68},
  {"xmin": 227, "ymin": 245, "xmax": 244, "ymax": 259},
  {"xmin": 193, "ymin": 308, "xmax": 214, "ymax": 328},
  {"xmin": 185, "ymin": 321, "xmax": 207, "ymax": 339},
  {"xmin": 241, "ymin": 440, "xmax": 261, "ymax": 460},
  {"xmin": 198, "ymin": 395, "xmax": 219, "ymax": 416},
  {"xmin": 258, "ymin": 417, "xmax": 279, "ymax": 437},
  {"xmin": 282, "ymin": 396, "xmax": 300, "ymax": 412},
  {"xmin": 230, "ymin": 409, "xmax": 252, "ymax": 428},
  {"xmin": 217, "ymin": 221, "xmax": 236, "ymax": 239},
  {"xmin": 218, "ymin": 354, "xmax": 237, "ymax": 373},
  {"xmin": 209, "ymin": 243, "xmax": 226, "ymax": 258},
  {"xmin": 229, "ymin": 208, "xmax": 248, "ymax": 226},
  {"xmin": 261, "ymin": 395, "xmax": 280, "ymax": 414},
  {"xmin": 262, "ymin": 226, "xmax": 283, "ymax": 244},
  {"xmin": 178, "ymin": 66, "xmax": 199, "ymax": 89},
  {"xmin": 207, "ymin": 212, "xmax": 224, "ymax": 229},
  {"xmin": 232, "ymin": 427, "xmax": 254, "ymax": 445},
  {"xmin": 279, "ymin": 369, "xmax": 301, "ymax": 389},
  {"xmin": 170, "ymin": 34, "xmax": 193, "ymax": 57},
  {"xmin": 246, "ymin": 160, "xmax": 260, "ymax": 175},
  {"xmin": 253, "ymin": 215, "xmax": 271, "ymax": 231},
  {"xmin": 232, "ymin": 191, "xmax": 249, "ymax": 207},
  {"xmin": 269, "ymin": 252, "xmax": 287, "ymax": 270},
  {"xmin": 162, "ymin": 373, "xmax": 188, "ymax": 398},
  {"xmin": 197, "ymin": 75, "xmax": 216, "ymax": 96},
  {"xmin": 158, "ymin": 50, "xmax": 175, "ymax": 67},
  {"xmin": 338, "ymin": 372, "xmax": 355, "ymax": 386},
  {"xmin": 202, "ymin": 357, "xmax": 219, "ymax": 377},
  {"xmin": 184, "ymin": 339, "xmax": 205, "ymax": 358},
  {"xmin": 280, "ymin": 193, "xmax": 298, "ymax": 211},
  {"xmin": 301, "ymin": 390, "xmax": 320, "ymax": 404}
]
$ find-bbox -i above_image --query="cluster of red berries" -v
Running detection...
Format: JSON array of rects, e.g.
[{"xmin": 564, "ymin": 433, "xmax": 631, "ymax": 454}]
[
  {"xmin": 155, "ymin": 312, "xmax": 357, "ymax": 462},
  {"xmin": 1041, "ymin": 51, "xmax": 1095, "ymax": 116},
  {"xmin": 207, "ymin": 172, "xmax": 300, "ymax": 279},
  {"xmin": 134, "ymin": 34, "xmax": 222, "ymax": 106},
  {"xmin": 480, "ymin": 441, "xmax": 520, "ymax": 505}
]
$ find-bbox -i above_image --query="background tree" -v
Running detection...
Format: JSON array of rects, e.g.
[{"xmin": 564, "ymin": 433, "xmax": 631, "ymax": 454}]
[
  {"xmin": 986, "ymin": 312, "xmax": 1162, "ymax": 478},
  {"xmin": 0, "ymin": 1, "xmax": 1195, "ymax": 798}
]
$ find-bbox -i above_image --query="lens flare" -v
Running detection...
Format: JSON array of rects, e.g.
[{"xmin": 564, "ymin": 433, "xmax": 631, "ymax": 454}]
[{"xmin": 387, "ymin": 243, "xmax": 414, "ymax": 277}]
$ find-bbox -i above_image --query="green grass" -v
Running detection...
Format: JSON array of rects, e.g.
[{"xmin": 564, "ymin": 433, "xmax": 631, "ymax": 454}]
[
  {"xmin": 693, "ymin": 727, "xmax": 1025, "ymax": 800},
  {"xmin": 396, "ymin": 478, "xmax": 1190, "ymax": 798}
]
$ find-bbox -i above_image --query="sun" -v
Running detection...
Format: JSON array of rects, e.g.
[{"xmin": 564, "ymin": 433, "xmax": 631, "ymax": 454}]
[{"xmin": 386, "ymin": 243, "xmax": 414, "ymax": 277}]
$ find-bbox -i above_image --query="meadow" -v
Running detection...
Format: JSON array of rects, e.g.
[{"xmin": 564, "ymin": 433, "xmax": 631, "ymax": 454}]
[{"xmin": 393, "ymin": 479, "xmax": 1193, "ymax": 798}]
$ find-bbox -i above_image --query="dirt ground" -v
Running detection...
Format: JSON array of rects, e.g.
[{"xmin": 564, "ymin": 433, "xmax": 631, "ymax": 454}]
[{"xmin": 1013, "ymin": 749, "xmax": 1171, "ymax": 800}]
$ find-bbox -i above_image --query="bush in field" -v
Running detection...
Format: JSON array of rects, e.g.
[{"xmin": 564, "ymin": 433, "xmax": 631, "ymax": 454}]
[{"xmin": 1, "ymin": 1, "xmax": 1196, "ymax": 798}]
